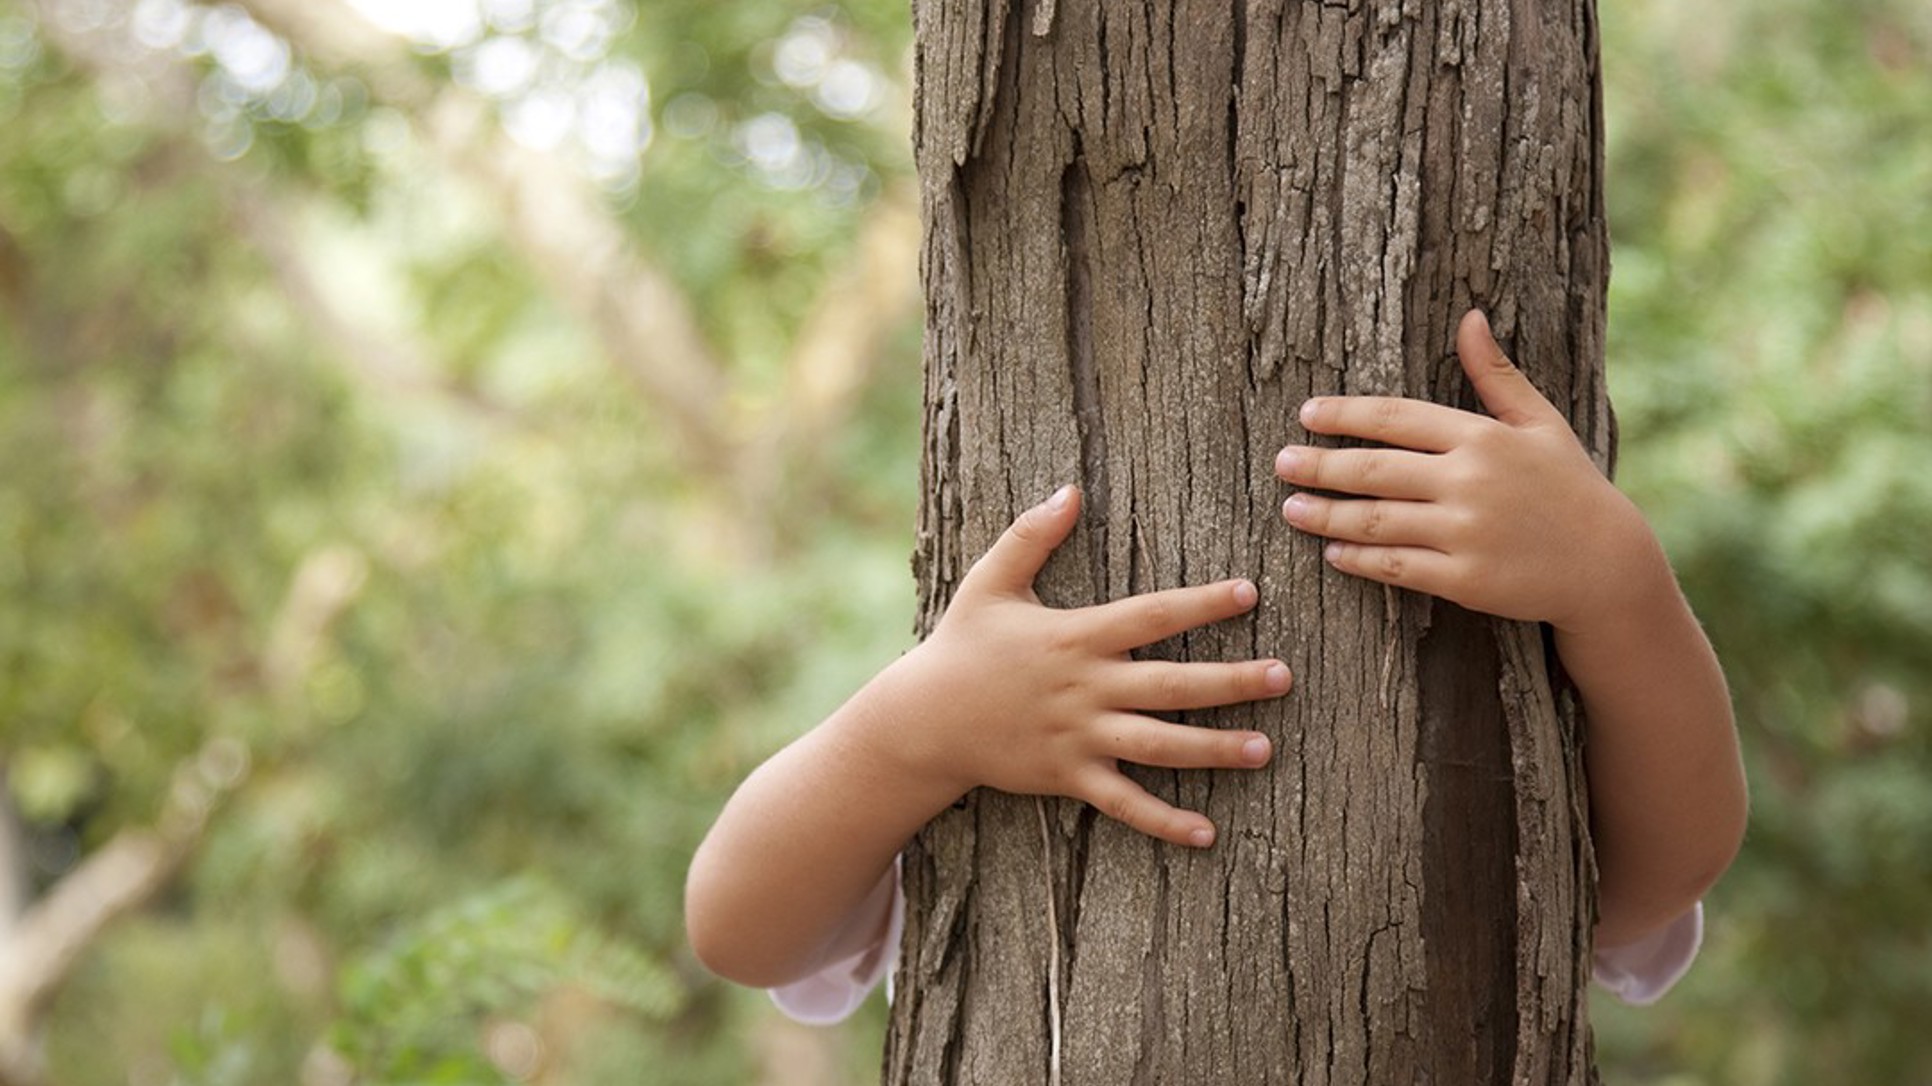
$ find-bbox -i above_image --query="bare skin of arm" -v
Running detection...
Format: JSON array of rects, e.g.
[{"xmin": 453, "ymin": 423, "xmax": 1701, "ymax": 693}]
[
  {"xmin": 1275, "ymin": 309, "xmax": 1748, "ymax": 948},
  {"xmin": 684, "ymin": 487, "xmax": 1292, "ymax": 987}
]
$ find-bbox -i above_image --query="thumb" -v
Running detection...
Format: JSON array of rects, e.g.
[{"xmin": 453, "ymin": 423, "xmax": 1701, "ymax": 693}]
[
  {"xmin": 1457, "ymin": 309, "xmax": 1558, "ymax": 427},
  {"xmin": 963, "ymin": 485, "xmax": 1081, "ymax": 596}
]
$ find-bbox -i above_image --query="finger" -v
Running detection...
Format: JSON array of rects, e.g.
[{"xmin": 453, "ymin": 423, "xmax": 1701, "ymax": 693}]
[
  {"xmin": 1282, "ymin": 493, "xmax": 1448, "ymax": 549},
  {"xmin": 1099, "ymin": 713, "xmax": 1274, "ymax": 770},
  {"xmin": 1079, "ymin": 769, "xmax": 1219, "ymax": 849},
  {"xmin": 962, "ymin": 485, "xmax": 1080, "ymax": 595},
  {"xmin": 1078, "ymin": 578, "xmax": 1259, "ymax": 654},
  {"xmin": 1457, "ymin": 309, "xmax": 1562, "ymax": 428},
  {"xmin": 1273, "ymin": 445, "xmax": 1442, "ymax": 500},
  {"xmin": 1297, "ymin": 395, "xmax": 1478, "ymax": 453},
  {"xmin": 1321, "ymin": 541, "xmax": 1459, "ymax": 598},
  {"xmin": 1108, "ymin": 658, "xmax": 1293, "ymax": 713}
]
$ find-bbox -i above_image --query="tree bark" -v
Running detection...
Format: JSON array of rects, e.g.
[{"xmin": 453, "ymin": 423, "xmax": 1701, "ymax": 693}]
[{"xmin": 890, "ymin": 0, "xmax": 1610, "ymax": 1082}]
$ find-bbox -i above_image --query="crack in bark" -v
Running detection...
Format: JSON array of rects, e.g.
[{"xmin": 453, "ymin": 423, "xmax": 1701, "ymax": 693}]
[{"xmin": 1061, "ymin": 152, "xmax": 1110, "ymax": 589}]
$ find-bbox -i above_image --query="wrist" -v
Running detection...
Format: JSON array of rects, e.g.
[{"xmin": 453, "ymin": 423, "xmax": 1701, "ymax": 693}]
[
  {"xmin": 830, "ymin": 642, "xmax": 978, "ymax": 812},
  {"xmin": 1552, "ymin": 491, "xmax": 1678, "ymax": 640}
]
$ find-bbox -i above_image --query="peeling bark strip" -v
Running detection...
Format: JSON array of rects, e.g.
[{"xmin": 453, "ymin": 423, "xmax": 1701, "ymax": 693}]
[{"xmin": 894, "ymin": 0, "xmax": 1609, "ymax": 1081}]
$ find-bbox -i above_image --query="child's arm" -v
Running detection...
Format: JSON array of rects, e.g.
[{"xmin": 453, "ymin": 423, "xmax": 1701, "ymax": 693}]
[
  {"xmin": 1274, "ymin": 309, "xmax": 1747, "ymax": 949},
  {"xmin": 684, "ymin": 486, "xmax": 1292, "ymax": 988}
]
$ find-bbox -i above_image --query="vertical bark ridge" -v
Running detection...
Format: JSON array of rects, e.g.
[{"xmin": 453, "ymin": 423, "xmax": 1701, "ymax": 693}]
[{"xmin": 1061, "ymin": 153, "xmax": 1110, "ymax": 589}]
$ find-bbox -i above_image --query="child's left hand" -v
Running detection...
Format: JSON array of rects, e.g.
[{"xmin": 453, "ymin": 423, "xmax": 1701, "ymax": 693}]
[{"xmin": 1274, "ymin": 309, "xmax": 1660, "ymax": 634}]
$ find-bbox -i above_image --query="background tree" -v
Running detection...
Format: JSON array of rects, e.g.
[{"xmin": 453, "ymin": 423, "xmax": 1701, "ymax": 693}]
[
  {"xmin": 887, "ymin": 0, "xmax": 1606, "ymax": 1081},
  {"xmin": 0, "ymin": 0, "xmax": 1925, "ymax": 1082}
]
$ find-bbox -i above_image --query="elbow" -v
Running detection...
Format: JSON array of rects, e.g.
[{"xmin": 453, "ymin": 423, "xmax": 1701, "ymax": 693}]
[
  {"xmin": 1682, "ymin": 768, "xmax": 1750, "ymax": 902},
  {"xmin": 686, "ymin": 928, "xmax": 791, "ymax": 990},
  {"xmin": 1597, "ymin": 803, "xmax": 1748, "ymax": 950},
  {"xmin": 690, "ymin": 939, "xmax": 803, "ymax": 991},
  {"xmin": 1707, "ymin": 797, "xmax": 1749, "ymax": 891},
  {"xmin": 683, "ymin": 867, "xmax": 800, "ymax": 990},
  {"xmin": 683, "ymin": 898, "xmax": 733, "ymax": 981},
  {"xmin": 683, "ymin": 867, "xmax": 745, "ymax": 983},
  {"xmin": 686, "ymin": 931, "xmax": 761, "ymax": 988}
]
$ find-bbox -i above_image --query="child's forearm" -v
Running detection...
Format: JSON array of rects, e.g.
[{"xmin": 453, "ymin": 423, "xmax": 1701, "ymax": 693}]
[
  {"xmin": 684, "ymin": 652, "xmax": 962, "ymax": 988},
  {"xmin": 1274, "ymin": 313, "xmax": 1747, "ymax": 953},
  {"xmin": 686, "ymin": 488, "xmax": 1286, "ymax": 990},
  {"xmin": 1552, "ymin": 532, "xmax": 1747, "ymax": 949}
]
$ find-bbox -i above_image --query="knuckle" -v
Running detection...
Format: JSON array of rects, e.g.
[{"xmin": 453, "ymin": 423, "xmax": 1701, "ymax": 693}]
[
  {"xmin": 1139, "ymin": 596, "xmax": 1177, "ymax": 637},
  {"xmin": 1298, "ymin": 495, "xmax": 1329, "ymax": 531},
  {"xmin": 1103, "ymin": 790, "xmax": 1135, "ymax": 826},
  {"xmin": 1228, "ymin": 730, "xmax": 1256, "ymax": 761},
  {"xmin": 1153, "ymin": 666, "xmax": 1190, "ymax": 708},
  {"xmin": 1007, "ymin": 508, "xmax": 1041, "ymax": 543},
  {"xmin": 1360, "ymin": 503, "xmax": 1387, "ymax": 541},
  {"xmin": 1377, "ymin": 549, "xmax": 1408, "ymax": 580},
  {"xmin": 1158, "ymin": 814, "xmax": 1188, "ymax": 844},
  {"xmin": 1466, "ymin": 422, "xmax": 1510, "ymax": 457},
  {"xmin": 1443, "ymin": 456, "xmax": 1484, "ymax": 495},
  {"xmin": 1353, "ymin": 452, "xmax": 1383, "ymax": 487},
  {"xmin": 1371, "ymin": 398, "xmax": 1403, "ymax": 431},
  {"xmin": 1209, "ymin": 668, "xmax": 1240, "ymax": 705},
  {"xmin": 1299, "ymin": 448, "xmax": 1325, "ymax": 487},
  {"xmin": 1042, "ymin": 623, "xmax": 1083, "ymax": 656},
  {"xmin": 1050, "ymin": 674, "xmax": 1093, "ymax": 717}
]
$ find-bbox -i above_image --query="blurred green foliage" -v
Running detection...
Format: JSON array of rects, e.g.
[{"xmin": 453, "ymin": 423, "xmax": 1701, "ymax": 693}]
[
  {"xmin": 0, "ymin": 0, "xmax": 1925, "ymax": 1083},
  {"xmin": 1595, "ymin": 1, "xmax": 1932, "ymax": 1082}
]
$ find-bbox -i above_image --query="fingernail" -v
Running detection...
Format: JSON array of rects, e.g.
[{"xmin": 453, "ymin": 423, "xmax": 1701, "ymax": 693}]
[
  {"xmin": 1264, "ymin": 663, "xmax": 1291, "ymax": 693},
  {"xmin": 1232, "ymin": 579, "xmax": 1258, "ymax": 608},
  {"xmin": 1324, "ymin": 542, "xmax": 1344, "ymax": 563},
  {"xmin": 1274, "ymin": 447, "xmax": 1303, "ymax": 476},
  {"xmin": 1242, "ymin": 735, "xmax": 1272, "ymax": 763},
  {"xmin": 1189, "ymin": 827, "xmax": 1215, "ymax": 848},
  {"xmin": 1047, "ymin": 484, "xmax": 1073, "ymax": 510},
  {"xmin": 1282, "ymin": 493, "xmax": 1309, "ymax": 523},
  {"xmin": 1298, "ymin": 400, "xmax": 1323, "ymax": 425}
]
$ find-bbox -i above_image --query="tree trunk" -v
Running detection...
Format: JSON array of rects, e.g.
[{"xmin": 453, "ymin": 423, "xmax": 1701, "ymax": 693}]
[{"xmin": 889, "ymin": 0, "xmax": 1611, "ymax": 1082}]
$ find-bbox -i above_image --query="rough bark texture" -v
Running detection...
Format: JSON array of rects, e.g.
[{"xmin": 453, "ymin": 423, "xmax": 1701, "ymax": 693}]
[{"xmin": 890, "ymin": 0, "xmax": 1611, "ymax": 1083}]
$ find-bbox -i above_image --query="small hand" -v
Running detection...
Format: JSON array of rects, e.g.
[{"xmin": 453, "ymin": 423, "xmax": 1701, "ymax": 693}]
[
  {"xmin": 1275, "ymin": 310, "xmax": 1658, "ymax": 633},
  {"xmin": 901, "ymin": 485, "xmax": 1290, "ymax": 849}
]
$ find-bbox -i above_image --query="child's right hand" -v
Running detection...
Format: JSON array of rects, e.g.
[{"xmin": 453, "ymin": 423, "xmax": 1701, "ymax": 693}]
[{"xmin": 882, "ymin": 485, "xmax": 1289, "ymax": 849}]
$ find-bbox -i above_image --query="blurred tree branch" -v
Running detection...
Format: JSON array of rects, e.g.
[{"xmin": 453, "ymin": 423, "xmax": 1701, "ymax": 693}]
[
  {"xmin": 225, "ymin": 185, "xmax": 525, "ymax": 433},
  {"xmin": 0, "ymin": 548, "xmax": 366, "ymax": 1086},
  {"xmin": 747, "ymin": 178, "xmax": 920, "ymax": 518},
  {"xmin": 236, "ymin": 0, "xmax": 925, "ymax": 537},
  {"xmin": 27, "ymin": 0, "xmax": 525, "ymax": 434},
  {"xmin": 232, "ymin": 0, "xmax": 737, "ymax": 468},
  {"xmin": 36, "ymin": 0, "xmax": 926, "ymax": 534}
]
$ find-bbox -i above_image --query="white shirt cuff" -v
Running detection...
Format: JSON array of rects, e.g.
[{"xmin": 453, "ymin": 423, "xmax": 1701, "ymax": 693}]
[
  {"xmin": 1591, "ymin": 902, "xmax": 1704, "ymax": 1005},
  {"xmin": 769, "ymin": 864, "xmax": 906, "ymax": 1025}
]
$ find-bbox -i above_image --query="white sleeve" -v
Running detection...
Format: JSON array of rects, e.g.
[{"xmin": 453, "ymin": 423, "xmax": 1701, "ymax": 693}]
[
  {"xmin": 1590, "ymin": 902, "xmax": 1703, "ymax": 1005},
  {"xmin": 768, "ymin": 863, "xmax": 906, "ymax": 1025}
]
